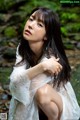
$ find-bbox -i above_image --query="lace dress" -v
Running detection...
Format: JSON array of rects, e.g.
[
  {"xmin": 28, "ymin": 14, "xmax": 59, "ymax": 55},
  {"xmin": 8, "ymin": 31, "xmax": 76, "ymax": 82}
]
[{"xmin": 8, "ymin": 47, "xmax": 80, "ymax": 120}]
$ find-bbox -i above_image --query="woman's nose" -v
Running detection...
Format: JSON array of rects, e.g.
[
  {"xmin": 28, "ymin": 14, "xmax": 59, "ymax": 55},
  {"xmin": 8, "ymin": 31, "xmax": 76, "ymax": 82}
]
[
  {"xmin": 28, "ymin": 25, "xmax": 32, "ymax": 29},
  {"xmin": 28, "ymin": 21, "xmax": 35, "ymax": 29}
]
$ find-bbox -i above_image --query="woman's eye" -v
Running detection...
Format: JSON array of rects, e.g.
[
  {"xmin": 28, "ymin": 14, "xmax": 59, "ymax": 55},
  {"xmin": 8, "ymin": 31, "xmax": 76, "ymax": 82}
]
[
  {"xmin": 38, "ymin": 23, "xmax": 43, "ymax": 27},
  {"xmin": 29, "ymin": 17, "xmax": 33, "ymax": 21}
]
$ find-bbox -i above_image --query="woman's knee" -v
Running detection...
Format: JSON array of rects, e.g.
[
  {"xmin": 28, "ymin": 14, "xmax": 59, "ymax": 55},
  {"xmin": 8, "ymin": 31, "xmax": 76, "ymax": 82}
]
[{"xmin": 35, "ymin": 84, "xmax": 50, "ymax": 105}]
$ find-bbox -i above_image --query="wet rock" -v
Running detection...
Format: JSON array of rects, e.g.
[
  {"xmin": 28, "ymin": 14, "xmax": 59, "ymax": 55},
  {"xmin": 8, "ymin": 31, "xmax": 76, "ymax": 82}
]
[
  {"xmin": 0, "ymin": 13, "xmax": 11, "ymax": 25},
  {"xmin": 0, "ymin": 56, "xmax": 5, "ymax": 66},
  {"xmin": 0, "ymin": 58, "xmax": 14, "ymax": 67},
  {"xmin": 76, "ymin": 42, "xmax": 80, "ymax": 49},
  {"xmin": 2, "ymin": 94, "xmax": 8, "ymax": 100},
  {"xmin": 7, "ymin": 13, "xmax": 22, "ymax": 25},
  {"xmin": 8, "ymin": 38, "xmax": 18, "ymax": 47},
  {"xmin": 0, "ymin": 46, "xmax": 8, "ymax": 54},
  {"xmin": 3, "ymin": 47, "xmax": 16, "ymax": 60}
]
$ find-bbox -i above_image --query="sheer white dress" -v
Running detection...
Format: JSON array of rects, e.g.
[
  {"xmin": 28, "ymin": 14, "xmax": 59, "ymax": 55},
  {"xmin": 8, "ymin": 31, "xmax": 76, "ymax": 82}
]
[{"xmin": 8, "ymin": 46, "xmax": 80, "ymax": 120}]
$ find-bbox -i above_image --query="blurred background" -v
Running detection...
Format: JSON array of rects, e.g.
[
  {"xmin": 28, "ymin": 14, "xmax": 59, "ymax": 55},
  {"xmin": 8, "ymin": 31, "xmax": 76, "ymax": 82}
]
[{"xmin": 0, "ymin": 0, "xmax": 80, "ymax": 117}]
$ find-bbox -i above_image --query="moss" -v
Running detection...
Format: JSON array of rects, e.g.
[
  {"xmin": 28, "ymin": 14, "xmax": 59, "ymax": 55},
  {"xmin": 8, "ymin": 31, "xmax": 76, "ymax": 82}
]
[
  {"xmin": 0, "ymin": 67, "xmax": 12, "ymax": 85},
  {"xmin": 64, "ymin": 43, "xmax": 74, "ymax": 49},
  {"xmin": 61, "ymin": 26, "xmax": 68, "ymax": 36},
  {"xmin": 61, "ymin": 12, "xmax": 79, "ymax": 22},
  {"xmin": 0, "ymin": 0, "xmax": 15, "ymax": 11},
  {"xmin": 66, "ymin": 23, "xmax": 80, "ymax": 33},
  {"xmin": 4, "ymin": 26, "xmax": 17, "ymax": 38}
]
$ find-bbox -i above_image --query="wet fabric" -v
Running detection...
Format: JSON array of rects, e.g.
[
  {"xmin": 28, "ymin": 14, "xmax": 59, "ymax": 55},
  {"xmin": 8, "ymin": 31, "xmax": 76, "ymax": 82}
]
[{"xmin": 8, "ymin": 46, "xmax": 80, "ymax": 120}]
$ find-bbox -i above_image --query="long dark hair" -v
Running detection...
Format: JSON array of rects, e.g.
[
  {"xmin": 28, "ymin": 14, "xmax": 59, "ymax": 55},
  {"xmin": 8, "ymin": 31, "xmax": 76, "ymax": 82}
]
[{"xmin": 18, "ymin": 7, "xmax": 71, "ymax": 87}]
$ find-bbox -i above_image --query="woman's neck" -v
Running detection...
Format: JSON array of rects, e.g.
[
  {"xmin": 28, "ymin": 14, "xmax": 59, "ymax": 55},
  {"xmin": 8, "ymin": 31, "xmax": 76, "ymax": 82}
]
[{"xmin": 28, "ymin": 41, "xmax": 43, "ymax": 58}]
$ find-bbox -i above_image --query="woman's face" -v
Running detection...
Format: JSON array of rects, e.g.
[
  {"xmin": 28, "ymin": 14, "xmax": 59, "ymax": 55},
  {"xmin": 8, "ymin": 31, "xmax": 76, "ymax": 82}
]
[{"xmin": 23, "ymin": 11, "xmax": 46, "ymax": 43}]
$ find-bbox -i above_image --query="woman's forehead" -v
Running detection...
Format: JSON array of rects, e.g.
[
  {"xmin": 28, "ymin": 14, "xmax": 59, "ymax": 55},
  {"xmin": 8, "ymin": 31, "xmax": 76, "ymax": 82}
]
[{"xmin": 31, "ymin": 10, "xmax": 44, "ymax": 22}]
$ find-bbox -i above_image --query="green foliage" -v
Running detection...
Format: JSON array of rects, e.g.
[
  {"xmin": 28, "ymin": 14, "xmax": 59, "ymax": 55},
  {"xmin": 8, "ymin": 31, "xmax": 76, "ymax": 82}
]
[
  {"xmin": 19, "ymin": 0, "xmax": 60, "ymax": 14},
  {"xmin": 64, "ymin": 43, "xmax": 74, "ymax": 49},
  {"xmin": 66, "ymin": 23, "xmax": 80, "ymax": 33},
  {"xmin": 0, "ymin": 0, "xmax": 15, "ymax": 11},
  {"xmin": 4, "ymin": 26, "xmax": 17, "ymax": 38},
  {"xmin": 61, "ymin": 12, "xmax": 79, "ymax": 23},
  {"xmin": 74, "ymin": 33, "xmax": 80, "ymax": 41},
  {"xmin": 61, "ymin": 26, "xmax": 68, "ymax": 36}
]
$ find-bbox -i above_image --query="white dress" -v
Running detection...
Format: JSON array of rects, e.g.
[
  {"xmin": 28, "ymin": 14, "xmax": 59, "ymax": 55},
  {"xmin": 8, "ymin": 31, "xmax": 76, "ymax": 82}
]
[{"xmin": 8, "ymin": 46, "xmax": 80, "ymax": 120}]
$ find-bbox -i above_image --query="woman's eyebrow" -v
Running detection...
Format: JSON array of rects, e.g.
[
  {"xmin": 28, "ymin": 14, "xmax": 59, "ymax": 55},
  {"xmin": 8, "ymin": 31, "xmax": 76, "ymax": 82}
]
[
  {"xmin": 31, "ymin": 15, "xmax": 35, "ymax": 19},
  {"xmin": 38, "ymin": 19, "xmax": 44, "ymax": 23}
]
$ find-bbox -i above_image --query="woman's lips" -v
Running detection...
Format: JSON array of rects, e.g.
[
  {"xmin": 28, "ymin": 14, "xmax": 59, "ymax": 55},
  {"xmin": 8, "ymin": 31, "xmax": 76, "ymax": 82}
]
[{"xmin": 25, "ymin": 30, "xmax": 32, "ymax": 35}]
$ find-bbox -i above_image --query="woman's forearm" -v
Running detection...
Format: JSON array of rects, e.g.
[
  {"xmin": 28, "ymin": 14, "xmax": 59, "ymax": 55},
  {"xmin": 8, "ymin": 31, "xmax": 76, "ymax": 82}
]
[
  {"xmin": 10, "ymin": 57, "xmax": 62, "ymax": 83},
  {"xmin": 27, "ymin": 63, "xmax": 45, "ymax": 80}
]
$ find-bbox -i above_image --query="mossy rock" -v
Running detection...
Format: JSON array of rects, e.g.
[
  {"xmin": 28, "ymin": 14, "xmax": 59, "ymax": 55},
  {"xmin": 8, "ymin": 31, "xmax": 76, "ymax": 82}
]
[
  {"xmin": 0, "ymin": 0, "xmax": 15, "ymax": 11},
  {"xmin": 66, "ymin": 23, "xmax": 80, "ymax": 33},
  {"xmin": 0, "ymin": 0, "xmax": 26, "ymax": 12},
  {"xmin": 64, "ymin": 43, "xmax": 74, "ymax": 50},
  {"xmin": 4, "ymin": 26, "xmax": 17, "ymax": 38},
  {"xmin": 63, "ymin": 39, "xmax": 75, "ymax": 50},
  {"xmin": 74, "ymin": 33, "xmax": 80, "ymax": 41},
  {"xmin": 0, "ymin": 67, "xmax": 12, "ymax": 85}
]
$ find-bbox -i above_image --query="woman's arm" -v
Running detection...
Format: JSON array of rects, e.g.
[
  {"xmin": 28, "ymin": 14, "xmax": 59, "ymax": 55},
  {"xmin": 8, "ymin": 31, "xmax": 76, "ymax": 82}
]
[
  {"xmin": 12, "ymin": 46, "xmax": 62, "ymax": 81},
  {"xmin": 27, "ymin": 57, "xmax": 62, "ymax": 80}
]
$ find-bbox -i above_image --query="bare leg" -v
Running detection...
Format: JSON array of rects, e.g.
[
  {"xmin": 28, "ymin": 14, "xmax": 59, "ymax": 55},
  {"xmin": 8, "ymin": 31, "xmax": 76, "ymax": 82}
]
[
  {"xmin": 35, "ymin": 84, "xmax": 63, "ymax": 120},
  {"xmin": 38, "ymin": 100, "xmax": 59, "ymax": 120}
]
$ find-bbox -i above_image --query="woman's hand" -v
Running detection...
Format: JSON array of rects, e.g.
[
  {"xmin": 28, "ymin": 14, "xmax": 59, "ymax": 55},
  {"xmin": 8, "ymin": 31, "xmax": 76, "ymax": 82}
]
[
  {"xmin": 26, "ymin": 56, "xmax": 62, "ymax": 80},
  {"xmin": 42, "ymin": 57, "xmax": 62, "ymax": 76}
]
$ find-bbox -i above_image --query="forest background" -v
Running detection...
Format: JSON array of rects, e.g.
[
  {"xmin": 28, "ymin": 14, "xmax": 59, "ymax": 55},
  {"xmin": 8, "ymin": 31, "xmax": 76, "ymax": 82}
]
[{"xmin": 0, "ymin": 0, "xmax": 80, "ymax": 117}]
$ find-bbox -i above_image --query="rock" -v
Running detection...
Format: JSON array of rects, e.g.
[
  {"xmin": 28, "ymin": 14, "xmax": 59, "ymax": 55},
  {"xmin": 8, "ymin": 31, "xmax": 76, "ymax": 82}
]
[
  {"xmin": 7, "ymin": 12, "xmax": 22, "ymax": 25},
  {"xmin": 0, "ymin": 84, "xmax": 4, "ymax": 93},
  {"xmin": 0, "ymin": 0, "xmax": 26, "ymax": 12},
  {"xmin": 3, "ymin": 47, "xmax": 16, "ymax": 60},
  {"xmin": 0, "ymin": 13, "xmax": 11, "ymax": 25},
  {"xmin": 2, "ymin": 94, "xmax": 8, "ymax": 100},
  {"xmin": 0, "ymin": 46, "xmax": 8, "ymax": 54},
  {"xmin": 76, "ymin": 42, "xmax": 80, "ymax": 49}
]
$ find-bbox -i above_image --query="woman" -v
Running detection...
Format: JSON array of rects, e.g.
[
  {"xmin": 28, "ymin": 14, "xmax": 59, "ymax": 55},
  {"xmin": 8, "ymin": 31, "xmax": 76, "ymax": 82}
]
[{"xmin": 8, "ymin": 7, "xmax": 80, "ymax": 120}]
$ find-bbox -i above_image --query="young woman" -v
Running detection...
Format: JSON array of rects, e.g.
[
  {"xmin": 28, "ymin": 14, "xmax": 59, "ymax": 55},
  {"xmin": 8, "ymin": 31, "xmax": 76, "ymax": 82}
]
[{"xmin": 8, "ymin": 7, "xmax": 80, "ymax": 120}]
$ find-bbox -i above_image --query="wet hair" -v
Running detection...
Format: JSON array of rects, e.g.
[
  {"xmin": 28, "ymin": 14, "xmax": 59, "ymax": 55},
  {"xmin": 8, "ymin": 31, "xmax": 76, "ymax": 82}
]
[{"xmin": 18, "ymin": 7, "xmax": 71, "ymax": 87}]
